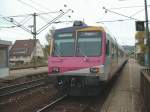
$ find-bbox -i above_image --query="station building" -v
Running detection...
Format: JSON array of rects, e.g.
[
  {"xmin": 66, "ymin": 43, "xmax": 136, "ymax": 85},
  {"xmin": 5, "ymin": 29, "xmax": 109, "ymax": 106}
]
[{"xmin": 0, "ymin": 40, "xmax": 11, "ymax": 78}]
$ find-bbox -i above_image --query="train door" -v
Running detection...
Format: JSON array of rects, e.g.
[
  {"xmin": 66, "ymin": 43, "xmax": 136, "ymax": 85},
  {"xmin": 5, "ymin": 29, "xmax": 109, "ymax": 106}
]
[{"xmin": 104, "ymin": 38, "xmax": 111, "ymax": 80}]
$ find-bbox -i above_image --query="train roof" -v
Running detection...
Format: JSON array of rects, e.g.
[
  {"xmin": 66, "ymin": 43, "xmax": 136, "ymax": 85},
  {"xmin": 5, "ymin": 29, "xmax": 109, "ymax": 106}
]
[
  {"xmin": 54, "ymin": 21, "xmax": 105, "ymax": 34},
  {"xmin": 54, "ymin": 26, "xmax": 105, "ymax": 34},
  {"xmin": 54, "ymin": 26, "xmax": 88, "ymax": 34}
]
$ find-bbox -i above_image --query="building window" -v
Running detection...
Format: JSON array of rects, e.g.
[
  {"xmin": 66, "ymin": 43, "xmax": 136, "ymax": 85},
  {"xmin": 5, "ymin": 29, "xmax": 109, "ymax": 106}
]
[
  {"xmin": 15, "ymin": 48, "xmax": 27, "ymax": 54},
  {"xmin": 0, "ymin": 48, "xmax": 8, "ymax": 68}
]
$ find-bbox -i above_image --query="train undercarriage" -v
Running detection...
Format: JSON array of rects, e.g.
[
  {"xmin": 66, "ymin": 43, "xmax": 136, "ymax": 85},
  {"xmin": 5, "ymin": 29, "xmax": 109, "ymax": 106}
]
[{"xmin": 55, "ymin": 75, "xmax": 106, "ymax": 96}]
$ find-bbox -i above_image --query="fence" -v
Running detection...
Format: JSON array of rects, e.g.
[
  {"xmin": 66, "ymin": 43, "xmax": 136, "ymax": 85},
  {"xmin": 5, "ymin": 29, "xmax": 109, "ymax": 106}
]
[{"xmin": 140, "ymin": 68, "xmax": 150, "ymax": 112}]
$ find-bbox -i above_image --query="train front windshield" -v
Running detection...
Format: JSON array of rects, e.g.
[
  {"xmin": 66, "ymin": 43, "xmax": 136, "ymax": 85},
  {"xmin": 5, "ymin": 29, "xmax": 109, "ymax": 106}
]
[
  {"xmin": 53, "ymin": 31, "xmax": 102, "ymax": 57},
  {"xmin": 77, "ymin": 32, "xmax": 102, "ymax": 56},
  {"xmin": 53, "ymin": 33, "xmax": 74, "ymax": 56}
]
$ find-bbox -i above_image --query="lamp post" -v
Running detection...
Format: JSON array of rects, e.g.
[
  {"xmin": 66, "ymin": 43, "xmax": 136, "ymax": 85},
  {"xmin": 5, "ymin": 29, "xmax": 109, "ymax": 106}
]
[
  {"xmin": 118, "ymin": 0, "xmax": 149, "ymax": 67},
  {"xmin": 144, "ymin": 0, "xmax": 150, "ymax": 67}
]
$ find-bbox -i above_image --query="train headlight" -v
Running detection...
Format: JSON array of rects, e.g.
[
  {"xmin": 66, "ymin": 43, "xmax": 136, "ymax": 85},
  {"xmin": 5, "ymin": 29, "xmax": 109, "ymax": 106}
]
[
  {"xmin": 52, "ymin": 67, "xmax": 60, "ymax": 73},
  {"xmin": 90, "ymin": 67, "xmax": 99, "ymax": 73},
  {"xmin": 100, "ymin": 65, "xmax": 104, "ymax": 74}
]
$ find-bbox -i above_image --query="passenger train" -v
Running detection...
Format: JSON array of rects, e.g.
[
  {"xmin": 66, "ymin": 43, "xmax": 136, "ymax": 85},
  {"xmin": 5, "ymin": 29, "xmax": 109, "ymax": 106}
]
[{"xmin": 48, "ymin": 21, "xmax": 127, "ymax": 96}]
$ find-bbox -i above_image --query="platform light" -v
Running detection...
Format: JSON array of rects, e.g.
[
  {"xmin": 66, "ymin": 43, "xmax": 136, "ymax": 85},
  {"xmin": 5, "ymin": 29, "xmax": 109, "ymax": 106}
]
[
  {"xmin": 135, "ymin": 21, "xmax": 145, "ymax": 31},
  {"xmin": 90, "ymin": 65, "xmax": 105, "ymax": 74}
]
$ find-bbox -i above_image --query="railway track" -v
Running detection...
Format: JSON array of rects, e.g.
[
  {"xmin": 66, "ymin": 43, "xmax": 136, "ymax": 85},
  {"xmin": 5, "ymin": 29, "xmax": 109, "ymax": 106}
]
[
  {"xmin": 10, "ymin": 65, "xmax": 47, "ymax": 70},
  {"xmin": 0, "ymin": 72, "xmax": 48, "ymax": 87},
  {"xmin": 0, "ymin": 72, "xmax": 121, "ymax": 112},
  {"xmin": 0, "ymin": 78, "xmax": 47, "ymax": 98},
  {"xmin": 36, "ymin": 95, "xmax": 95, "ymax": 112},
  {"xmin": 36, "ymin": 94, "xmax": 68, "ymax": 112},
  {"xmin": 35, "ymin": 74, "xmax": 120, "ymax": 112}
]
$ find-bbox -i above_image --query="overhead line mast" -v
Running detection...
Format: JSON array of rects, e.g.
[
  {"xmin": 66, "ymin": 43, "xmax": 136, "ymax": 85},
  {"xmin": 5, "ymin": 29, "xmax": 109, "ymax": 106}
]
[
  {"xmin": 0, "ymin": 8, "xmax": 73, "ymax": 66},
  {"xmin": 33, "ymin": 13, "xmax": 37, "ymax": 66}
]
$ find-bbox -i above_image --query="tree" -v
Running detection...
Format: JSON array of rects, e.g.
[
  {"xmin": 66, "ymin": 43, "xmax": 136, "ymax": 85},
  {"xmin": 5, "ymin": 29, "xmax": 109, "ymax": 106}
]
[
  {"xmin": 135, "ymin": 31, "xmax": 144, "ymax": 43},
  {"xmin": 45, "ymin": 26, "xmax": 55, "ymax": 55},
  {"xmin": 135, "ymin": 31, "xmax": 145, "ymax": 65}
]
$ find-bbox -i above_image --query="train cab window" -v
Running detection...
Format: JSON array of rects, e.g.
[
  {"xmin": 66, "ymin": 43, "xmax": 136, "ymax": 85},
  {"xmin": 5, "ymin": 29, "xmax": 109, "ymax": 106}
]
[
  {"xmin": 53, "ymin": 33, "xmax": 75, "ymax": 56},
  {"xmin": 77, "ymin": 31, "xmax": 102, "ymax": 56},
  {"xmin": 106, "ymin": 40, "xmax": 109, "ymax": 56}
]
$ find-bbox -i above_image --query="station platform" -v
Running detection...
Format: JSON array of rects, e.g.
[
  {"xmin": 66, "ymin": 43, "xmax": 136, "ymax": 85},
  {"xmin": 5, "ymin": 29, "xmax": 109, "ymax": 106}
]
[
  {"xmin": 101, "ymin": 59, "xmax": 145, "ymax": 112},
  {"xmin": 0, "ymin": 66, "xmax": 48, "ymax": 81}
]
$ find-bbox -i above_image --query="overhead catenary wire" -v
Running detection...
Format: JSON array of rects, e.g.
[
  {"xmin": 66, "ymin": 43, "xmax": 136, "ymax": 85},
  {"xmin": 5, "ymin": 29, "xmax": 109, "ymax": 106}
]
[
  {"xmin": 38, "ymin": 14, "xmax": 58, "ymax": 23},
  {"xmin": 0, "ymin": 0, "xmax": 74, "ymax": 37},
  {"xmin": 0, "ymin": 9, "xmax": 72, "ymax": 34},
  {"xmin": 109, "ymin": 5, "xmax": 150, "ymax": 10},
  {"xmin": 97, "ymin": 18, "xmax": 132, "ymax": 23},
  {"xmin": 5, "ymin": 11, "xmax": 61, "ymax": 19},
  {"xmin": 37, "ymin": 9, "xmax": 73, "ymax": 34},
  {"xmin": 19, "ymin": 16, "xmax": 31, "ymax": 24},
  {"xmin": 29, "ymin": 0, "xmax": 62, "ymax": 19},
  {"xmin": 6, "ymin": 14, "xmax": 32, "ymax": 18},
  {"xmin": 130, "ymin": 8, "xmax": 145, "ymax": 17},
  {"xmin": 38, "ymin": 15, "xmax": 49, "ymax": 23},
  {"xmin": 37, "ymin": 12, "xmax": 66, "ymax": 34},
  {"xmin": 0, "ymin": 9, "xmax": 73, "ymax": 36},
  {"xmin": 103, "ymin": 7, "xmax": 139, "ymax": 21},
  {"xmin": 29, "ymin": 0, "xmax": 51, "ymax": 12},
  {"xmin": 39, "ymin": 14, "xmax": 73, "ymax": 24},
  {"xmin": 99, "ymin": 7, "xmax": 150, "ymax": 23},
  {"xmin": 17, "ymin": 0, "xmax": 45, "ymax": 13},
  {"xmin": 20, "ymin": 16, "xmax": 32, "ymax": 25},
  {"xmin": 97, "ymin": 8, "xmax": 145, "ymax": 23},
  {"xmin": 0, "ymin": 26, "xmax": 16, "ymax": 29},
  {"xmin": 0, "ymin": 15, "xmax": 32, "ymax": 29},
  {"xmin": 0, "ymin": 15, "xmax": 31, "ymax": 33}
]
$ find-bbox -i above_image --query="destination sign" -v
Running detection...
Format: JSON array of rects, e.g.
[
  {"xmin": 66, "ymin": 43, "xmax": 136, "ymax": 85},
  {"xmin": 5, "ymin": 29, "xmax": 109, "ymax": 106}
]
[
  {"xmin": 57, "ymin": 33, "xmax": 73, "ymax": 38},
  {"xmin": 79, "ymin": 32, "xmax": 100, "ymax": 37}
]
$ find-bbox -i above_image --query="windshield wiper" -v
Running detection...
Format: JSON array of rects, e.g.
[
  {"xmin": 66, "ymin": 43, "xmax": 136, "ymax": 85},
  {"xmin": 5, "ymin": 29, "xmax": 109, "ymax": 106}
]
[{"xmin": 78, "ymin": 46, "xmax": 88, "ymax": 58}]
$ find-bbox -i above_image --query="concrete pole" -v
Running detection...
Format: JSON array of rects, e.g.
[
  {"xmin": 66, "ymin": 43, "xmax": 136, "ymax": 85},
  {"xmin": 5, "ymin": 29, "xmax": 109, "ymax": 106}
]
[
  {"xmin": 144, "ymin": 0, "xmax": 150, "ymax": 67},
  {"xmin": 33, "ymin": 13, "xmax": 37, "ymax": 67}
]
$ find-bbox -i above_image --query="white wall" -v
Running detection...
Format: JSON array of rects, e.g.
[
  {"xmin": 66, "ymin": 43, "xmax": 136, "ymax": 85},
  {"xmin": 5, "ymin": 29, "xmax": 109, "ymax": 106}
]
[
  {"xmin": 34, "ymin": 40, "xmax": 44, "ymax": 57},
  {"xmin": 10, "ymin": 56, "xmax": 32, "ymax": 63},
  {"xmin": 0, "ymin": 68, "xmax": 9, "ymax": 78}
]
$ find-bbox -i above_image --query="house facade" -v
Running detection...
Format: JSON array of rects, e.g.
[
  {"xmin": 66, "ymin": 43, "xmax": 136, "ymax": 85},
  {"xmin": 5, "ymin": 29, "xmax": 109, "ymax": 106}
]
[{"xmin": 10, "ymin": 39, "xmax": 44, "ymax": 64}]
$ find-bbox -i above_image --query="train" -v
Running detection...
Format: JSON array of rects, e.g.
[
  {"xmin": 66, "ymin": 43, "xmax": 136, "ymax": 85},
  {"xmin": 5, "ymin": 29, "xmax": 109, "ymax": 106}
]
[{"xmin": 48, "ymin": 21, "xmax": 127, "ymax": 96}]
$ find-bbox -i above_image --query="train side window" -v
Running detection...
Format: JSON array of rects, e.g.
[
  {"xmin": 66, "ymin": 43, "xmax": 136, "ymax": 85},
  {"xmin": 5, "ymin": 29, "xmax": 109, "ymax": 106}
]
[
  {"xmin": 106, "ymin": 40, "xmax": 109, "ymax": 55},
  {"xmin": 118, "ymin": 50, "xmax": 121, "ymax": 57},
  {"xmin": 111, "ymin": 44, "xmax": 115, "ymax": 58}
]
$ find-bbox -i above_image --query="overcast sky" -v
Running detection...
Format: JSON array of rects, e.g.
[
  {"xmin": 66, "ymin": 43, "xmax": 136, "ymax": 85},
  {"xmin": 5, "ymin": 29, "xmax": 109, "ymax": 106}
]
[{"xmin": 0, "ymin": 0, "xmax": 149, "ymax": 46}]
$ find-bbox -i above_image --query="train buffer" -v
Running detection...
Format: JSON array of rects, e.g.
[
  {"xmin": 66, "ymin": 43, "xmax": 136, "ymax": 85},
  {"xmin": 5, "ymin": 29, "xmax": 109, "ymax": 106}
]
[{"xmin": 101, "ymin": 59, "xmax": 146, "ymax": 112}]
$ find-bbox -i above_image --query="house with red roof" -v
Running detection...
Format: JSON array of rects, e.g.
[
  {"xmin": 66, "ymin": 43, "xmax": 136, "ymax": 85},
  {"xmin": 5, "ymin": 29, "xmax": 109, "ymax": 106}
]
[{"xmin": 10, "ymin": 39, "xmax": 44, "ymax": 64}]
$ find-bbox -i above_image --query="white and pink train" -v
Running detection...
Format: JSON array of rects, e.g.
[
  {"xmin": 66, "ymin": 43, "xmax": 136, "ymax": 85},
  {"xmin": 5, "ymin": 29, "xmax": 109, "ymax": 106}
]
[{"xmin": 48, "ymin": 21, "xmax": 127, "ymax": 96}]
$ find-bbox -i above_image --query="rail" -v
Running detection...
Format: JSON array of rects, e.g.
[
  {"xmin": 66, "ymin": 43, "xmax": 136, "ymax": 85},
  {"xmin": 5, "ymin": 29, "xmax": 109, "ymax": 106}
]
[
  {"xmin": 0, "ymin": 78, "xmax": 47, "ymax": 98},
  {"xmin": 36, "ymin": 94, "xmax": 68, "ymax": 112},
  {"xmin": 140, "ymin": 68, "xmax": 150, "ymax": 112},
  {"xmin": 10, "ymin": 65, "xmax": 47, "ymax": 70}
]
